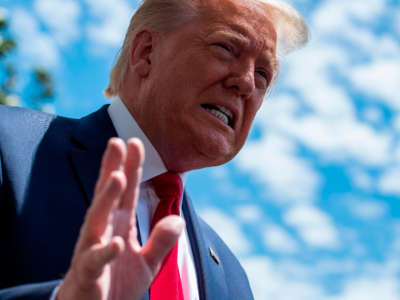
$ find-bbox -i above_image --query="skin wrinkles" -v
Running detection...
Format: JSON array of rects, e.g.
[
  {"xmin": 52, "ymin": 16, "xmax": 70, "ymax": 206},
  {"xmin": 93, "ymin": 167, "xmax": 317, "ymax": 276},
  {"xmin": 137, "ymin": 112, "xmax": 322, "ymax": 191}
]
[
  {"xmin": 205, "ymin": 28, "xmax": 276, "ymax": 88},
  {"xmin": 121, "ymin": 4, "xmax": 277, "ymax": 173},
  {"xmin": 203, "ymin": 0, "xmax": 279, "ymax": 73}
]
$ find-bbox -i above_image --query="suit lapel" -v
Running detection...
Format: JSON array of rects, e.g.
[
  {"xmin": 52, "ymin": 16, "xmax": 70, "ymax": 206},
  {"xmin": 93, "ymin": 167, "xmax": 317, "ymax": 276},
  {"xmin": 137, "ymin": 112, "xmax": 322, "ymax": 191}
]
[
  {"xmin": 68, "ymin": 105, "xmax": 117, "ymax": 205},
  {"xmin": 182, "ymin": 192, "xmax": 229, "ymax": 300}
]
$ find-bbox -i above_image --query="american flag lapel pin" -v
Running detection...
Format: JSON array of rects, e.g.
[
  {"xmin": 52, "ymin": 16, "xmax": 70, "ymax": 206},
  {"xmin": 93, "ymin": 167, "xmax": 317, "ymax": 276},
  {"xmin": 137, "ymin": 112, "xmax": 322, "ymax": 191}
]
[{"xmin": 209, "ymin": 247, "xmax": 220, "ymax": 264}]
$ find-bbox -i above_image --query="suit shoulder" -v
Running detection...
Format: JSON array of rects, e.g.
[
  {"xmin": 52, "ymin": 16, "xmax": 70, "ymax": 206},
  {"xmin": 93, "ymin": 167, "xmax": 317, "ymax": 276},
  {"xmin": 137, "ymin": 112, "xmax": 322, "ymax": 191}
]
[
  {"xmin": 0, "ymin": 105, "xmax": 56, "ymax": 137},
  {"xmin": 0, "ymin": 105, "xmax": 79, "ymax": 167},
  {"xmin": 0, "ymin": 104, "xmax": 54, "ymax": 119},
  {"xmin": 0, "ymin": 105, "xmax": 79, "ymax": 141}
]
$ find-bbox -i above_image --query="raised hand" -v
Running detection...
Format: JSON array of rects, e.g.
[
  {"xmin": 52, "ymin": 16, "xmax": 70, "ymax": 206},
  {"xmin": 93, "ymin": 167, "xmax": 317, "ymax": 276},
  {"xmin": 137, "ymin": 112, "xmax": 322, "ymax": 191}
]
[{"xmin": 57, "ymin": 137, "xmax": 185, "ymax": 300}]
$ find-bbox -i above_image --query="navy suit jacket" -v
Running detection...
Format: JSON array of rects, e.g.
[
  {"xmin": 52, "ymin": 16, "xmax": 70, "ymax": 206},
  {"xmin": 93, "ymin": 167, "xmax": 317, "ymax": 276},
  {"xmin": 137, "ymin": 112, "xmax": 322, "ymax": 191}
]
[{"xmin": 0, "ymin": 104, "xmax": 253, "ymax": 300}]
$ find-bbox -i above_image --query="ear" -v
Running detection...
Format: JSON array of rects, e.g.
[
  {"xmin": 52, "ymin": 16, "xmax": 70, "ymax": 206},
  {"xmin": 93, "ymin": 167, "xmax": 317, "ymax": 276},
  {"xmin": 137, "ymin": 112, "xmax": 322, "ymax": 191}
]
[{"xmin": 129, "ymin": 29, "xmax": 156, "ymax": 77}]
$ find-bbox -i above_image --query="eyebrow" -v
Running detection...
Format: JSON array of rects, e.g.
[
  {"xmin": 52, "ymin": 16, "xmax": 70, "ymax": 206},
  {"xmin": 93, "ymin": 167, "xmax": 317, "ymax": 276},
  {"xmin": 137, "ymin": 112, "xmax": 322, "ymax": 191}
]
[
  {"xmin": 211, "ymin": 29, "xmax": 279, "ymax": 73},
  {"xmin": 212, "ymin": 30, "xmax": 251, "ymax": 48}
]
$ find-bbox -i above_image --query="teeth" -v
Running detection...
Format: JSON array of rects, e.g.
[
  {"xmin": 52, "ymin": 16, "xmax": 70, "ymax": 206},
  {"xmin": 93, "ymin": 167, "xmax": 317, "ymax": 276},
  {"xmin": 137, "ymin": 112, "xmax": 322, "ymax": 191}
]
[
  {"xmin": 215, "ymin": 105, "xmax": 233, "ymax": 120},
  {"xmin": 202, "ymin": 104, "xmax": 233, "ymax": 127},
  {"xmin": 205, "ymin": 107, "xmax": 229, "ymax": 125}
]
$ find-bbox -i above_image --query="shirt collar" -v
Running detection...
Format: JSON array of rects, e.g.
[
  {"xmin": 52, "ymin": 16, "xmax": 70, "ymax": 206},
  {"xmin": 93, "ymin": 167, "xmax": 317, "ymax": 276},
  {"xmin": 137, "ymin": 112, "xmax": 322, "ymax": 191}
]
[{"xmin": 107, "ymin": 97, "xmax": 187, "ymax": 184}]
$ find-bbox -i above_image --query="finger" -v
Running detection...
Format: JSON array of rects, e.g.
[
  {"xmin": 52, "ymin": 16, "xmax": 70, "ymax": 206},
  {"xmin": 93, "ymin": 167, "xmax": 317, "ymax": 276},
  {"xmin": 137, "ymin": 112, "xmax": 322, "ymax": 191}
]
[
  {"xmin": 141, "ymin": 216, "xmax": 185, "ymax": 271},
  {"xmin": 82, "ymin": 171, "xmax": 126, "ymax": 245},
  {"xmin": 95, "ymin": 138, "xmax": 126, "ymax": 195},
  {"xmin": 79, "ymin": 236, "xmax": 125, "ymax": 281},
  {"xmin": 119, "ymin": 138, "xmax": 145, "ymax": 211}
]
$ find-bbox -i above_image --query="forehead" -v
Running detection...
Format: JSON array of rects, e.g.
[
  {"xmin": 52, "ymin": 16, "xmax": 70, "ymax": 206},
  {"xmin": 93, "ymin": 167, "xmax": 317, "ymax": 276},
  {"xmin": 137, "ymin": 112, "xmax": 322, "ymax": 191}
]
[{"xmin": 198, "ymin": 0, "xmax": 277, "ymax": 53}]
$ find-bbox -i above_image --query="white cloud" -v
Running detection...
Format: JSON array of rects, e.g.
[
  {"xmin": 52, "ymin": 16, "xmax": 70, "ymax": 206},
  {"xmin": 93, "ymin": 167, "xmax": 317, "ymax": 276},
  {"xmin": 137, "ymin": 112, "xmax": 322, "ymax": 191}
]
[
  {"xmin": 85, "ymin": 0, "xmax": 133, "ymax": 48},
  {"xmin": 347, "ymin": 198, "xmax": 387, "ymax": 220},
  {"xmin": 262, "ymin": 0, "xmax": 397, "ymax": 170},
  {"xmin": 282, "ymin": 45, "xmax": 353, "ymax": 119},
  {"xmin": 350, "ymin": 58, "xmax": 400, "ymax": 111},
  {"xmin": 289, "ymin": 116, "xmax": 392, "ymax": 167},
  {"xmin": 235, "ymin": 133, "xmax": 321, "ymax": 203},
  {"xmin": 312, "ymin": 0, "xmax": 386, "ymax": 58},
  {"xmin": 260, "ymin": 36, "xmax": 394, "ymax": 169},
  {"xmin": 374, "ymin": 35, "xmax": 400, "ymax": 59},
  {"xmin": 200, "ymin": 209, "xmax": 251, "ymax": 256},
  {"xmin": 393, "ymin": 114, "xmax": 400, "ymax": 131},
  {"xmin": 312, "ymin": 0, "xmax": 386, "ymax": 35},
  {"xmin": 378, "ymin": 166, "xmax": 400, "ymax": 196},
  {"xmin": 10, "ymin": 9, "xmax": 59, "ymax": 68},
  {"xmin": 327, "ymin": 277, "xmax": 400, "ymax": 300},
  {"xmin": 310, "ymin": 0, "xmax": 400, "ymax": 113},
  {"xmin": 347, "ymin": 0, "xmax": 386, "ymax": 21},
  {"xmin": 284, "ymin": 204, "xmax": 339, "ymax": 249},
  {"xmin": 363, "ymin": 106, "xmax": 384, "ymax": 124},
  {"xmin": 216, "ymin": 178, "xmax": 252, "ymax": 202},
  {"xmin": 258, "ymin": 94, "xmax": 392, "ymax": 167},
  {"xmin": 34, "ymin": 0, "xmax": 81, "ymax": 46},
  {"xmin": 241, "ymin": 218, "xmax": 400, "ymax": 300},
  {"xmin": 312, "ymin": 259, "xmax": 357, "ymax": 275},
  {"xmin": 347, "ymin": 167, "xmax": 374, "ymax": 190},
  {"xmin": 286, "ymin": 0, "xmax": 310, "ymax": 5},
  {"xmin": 395, "ymin": 144, "xmax": 400, "ymax": 162},
  {"xmin": 243, "ymin": 253, "xmax": 400, "ymax": 300},
  {"xmin": 243, "ymin": 257, "xmax": 325, "ymax": 300},
  {"xmin": 235, "ymin": 205, "xmax": 263, "ymax": 223},
  {"xmin": 263, "ymin": 224, "xmax": 299, "ymax": 254}
]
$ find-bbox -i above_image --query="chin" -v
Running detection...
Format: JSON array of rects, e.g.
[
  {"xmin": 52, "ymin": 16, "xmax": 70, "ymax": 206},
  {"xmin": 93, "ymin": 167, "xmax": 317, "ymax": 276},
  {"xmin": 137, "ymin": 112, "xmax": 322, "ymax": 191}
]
[
  {"xmin": 197, "ymin": 144, "xmax": 237, "ymax": 167},
  {"xmin": 168, "ymin": 127, "xmax": 242, "ymax": 170}
]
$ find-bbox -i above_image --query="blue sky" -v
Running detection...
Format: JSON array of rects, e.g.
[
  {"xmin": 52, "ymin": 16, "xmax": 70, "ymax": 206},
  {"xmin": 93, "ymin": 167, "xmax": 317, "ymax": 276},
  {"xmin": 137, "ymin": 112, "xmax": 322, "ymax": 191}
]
[{"xmin": 2, "ymin": 0, "xmax": 400, "ymax": 299}]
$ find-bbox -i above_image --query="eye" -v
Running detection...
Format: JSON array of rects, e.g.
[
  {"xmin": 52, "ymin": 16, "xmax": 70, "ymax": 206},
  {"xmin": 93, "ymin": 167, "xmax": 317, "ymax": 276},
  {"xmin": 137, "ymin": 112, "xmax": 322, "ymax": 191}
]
[
  {"xmin": 214, "ymin": 43, "xmax": 232, "ymax": 52},
  {"xmin": 256, "ymin": 70, "xmax": 267, "ymax": 79},
  {"xmin": 255, "ymin": 68, "xmax": 272, "ymax": 88},
  {"xmin": 211, "ymin": 42, "xmax": 235, "ymax": 58}
]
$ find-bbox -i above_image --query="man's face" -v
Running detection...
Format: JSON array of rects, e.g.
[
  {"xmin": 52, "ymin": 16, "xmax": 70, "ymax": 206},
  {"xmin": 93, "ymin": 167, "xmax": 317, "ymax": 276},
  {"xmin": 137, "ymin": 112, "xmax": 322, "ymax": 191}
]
[{"xmin": 131, "ymin": 2, "xmax": 277, "ymax": 172}]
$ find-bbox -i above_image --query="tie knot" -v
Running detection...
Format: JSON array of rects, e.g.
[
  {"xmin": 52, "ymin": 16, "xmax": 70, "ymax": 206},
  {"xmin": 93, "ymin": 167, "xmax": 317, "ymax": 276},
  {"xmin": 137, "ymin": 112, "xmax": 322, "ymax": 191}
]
[
  {"xmin": 152, "ymin": 172, "xmax": 183, "ymax": 199},
  {"xmin": 151, "ymin": 172, "xmax": 183, "ymax": 229}
]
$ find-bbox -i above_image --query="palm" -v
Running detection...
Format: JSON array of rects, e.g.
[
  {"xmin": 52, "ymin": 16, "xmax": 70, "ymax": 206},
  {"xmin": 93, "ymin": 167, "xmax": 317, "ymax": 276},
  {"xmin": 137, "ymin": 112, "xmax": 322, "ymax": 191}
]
[
  {"xmin": 57, "ymin": 138, "xmax": 184, "ymax": 300},
  {"xmin": 106, "ymin": 210, "xmax": 153, "ymax": 300}
]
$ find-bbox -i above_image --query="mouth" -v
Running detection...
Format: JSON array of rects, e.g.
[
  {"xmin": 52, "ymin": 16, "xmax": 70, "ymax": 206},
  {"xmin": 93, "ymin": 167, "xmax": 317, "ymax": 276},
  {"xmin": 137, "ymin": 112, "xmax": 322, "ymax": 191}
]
[{"xmin": 201, "ymin": 104, "xmax": 235, "ymax": 129}]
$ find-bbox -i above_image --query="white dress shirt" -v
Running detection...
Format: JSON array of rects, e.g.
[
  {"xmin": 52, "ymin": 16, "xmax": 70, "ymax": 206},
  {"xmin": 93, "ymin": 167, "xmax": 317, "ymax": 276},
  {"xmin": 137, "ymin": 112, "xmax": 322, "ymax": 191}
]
[{"xmin": 51, "ymin": 98, "xmax": 199, "ymax": 300}]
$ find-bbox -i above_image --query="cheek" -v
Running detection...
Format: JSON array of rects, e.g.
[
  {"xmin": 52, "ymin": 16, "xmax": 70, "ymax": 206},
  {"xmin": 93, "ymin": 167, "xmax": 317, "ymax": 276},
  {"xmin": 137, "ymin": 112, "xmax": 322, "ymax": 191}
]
[
  {"xmin": 245, "ymin": 99, "xmax": 262, "ymax": 126},
  {"xmin": 192, "ymin": 54, "xmax": 230, "ymax": 85},
  {"xmin": 237, "ymin": 100, "xmax": 263, "ymax": 143}
]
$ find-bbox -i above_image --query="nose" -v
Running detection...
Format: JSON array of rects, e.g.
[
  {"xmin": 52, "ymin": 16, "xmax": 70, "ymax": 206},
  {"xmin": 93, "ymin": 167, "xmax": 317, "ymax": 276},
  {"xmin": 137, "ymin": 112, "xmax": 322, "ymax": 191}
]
[{"xmin": 223, "ymin": 62, "xmax": 255, "ymax": 97}]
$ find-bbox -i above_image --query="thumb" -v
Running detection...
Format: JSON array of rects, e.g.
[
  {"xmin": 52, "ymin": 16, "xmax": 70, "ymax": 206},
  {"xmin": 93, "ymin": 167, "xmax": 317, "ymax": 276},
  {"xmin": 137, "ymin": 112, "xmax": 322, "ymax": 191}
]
[{"xmin": 141, "ymin": 216, "xmax": 185, "ymax": 273}]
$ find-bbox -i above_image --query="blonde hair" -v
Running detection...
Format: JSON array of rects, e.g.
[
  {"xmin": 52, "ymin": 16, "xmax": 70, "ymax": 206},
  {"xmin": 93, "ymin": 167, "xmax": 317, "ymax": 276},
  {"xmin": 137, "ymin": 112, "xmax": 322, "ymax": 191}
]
[
  {"xmin": 257, "ymin": 0, "xmax": 309, "ymax": 55},
  {"xmin": 104, "ymin": 0, "xmax": 308, "ymax": 98}
]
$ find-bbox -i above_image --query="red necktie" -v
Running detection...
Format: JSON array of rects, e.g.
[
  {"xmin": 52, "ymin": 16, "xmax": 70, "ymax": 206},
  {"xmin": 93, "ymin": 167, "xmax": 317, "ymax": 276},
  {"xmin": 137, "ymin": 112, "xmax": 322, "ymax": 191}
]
[{"xmin": 150, "ymin": 172, "xmax": 184, "ymax": 300}]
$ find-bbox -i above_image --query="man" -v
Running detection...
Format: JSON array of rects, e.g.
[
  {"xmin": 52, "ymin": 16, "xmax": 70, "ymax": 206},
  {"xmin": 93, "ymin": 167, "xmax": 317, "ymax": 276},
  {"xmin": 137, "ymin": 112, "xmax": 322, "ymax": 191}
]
[{"xmin": 0, "ymin": 0, "xmax": 308, "ymax": 299}]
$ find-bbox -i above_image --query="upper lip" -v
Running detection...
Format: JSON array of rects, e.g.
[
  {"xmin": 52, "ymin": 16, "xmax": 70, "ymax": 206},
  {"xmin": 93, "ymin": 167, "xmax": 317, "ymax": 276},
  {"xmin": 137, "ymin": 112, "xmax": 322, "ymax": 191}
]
[{"xmin": 201, "ymin": 102, "xmax": 239, "ymax": 129}]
